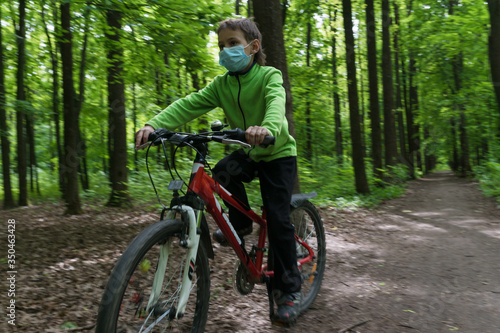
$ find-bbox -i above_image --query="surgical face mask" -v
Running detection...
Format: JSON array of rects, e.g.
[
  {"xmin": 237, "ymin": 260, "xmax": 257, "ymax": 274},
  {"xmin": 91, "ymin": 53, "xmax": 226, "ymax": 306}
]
[{"xmin": 219, "ymin": 42, "xmax": 253, "ymax": 73}]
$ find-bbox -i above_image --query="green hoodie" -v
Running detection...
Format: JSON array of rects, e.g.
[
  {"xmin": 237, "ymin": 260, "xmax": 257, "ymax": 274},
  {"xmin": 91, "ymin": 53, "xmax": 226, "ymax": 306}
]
[{"xmin": 146, "ymin": 64, "xmax": 296, "ymax": 162}]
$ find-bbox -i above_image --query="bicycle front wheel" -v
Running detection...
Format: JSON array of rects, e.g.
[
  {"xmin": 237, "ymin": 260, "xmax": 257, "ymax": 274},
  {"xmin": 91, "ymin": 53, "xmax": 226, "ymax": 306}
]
[
  {"xmin": 96, "ymin": 219, "xmax": 210, "ymax": 333},
  {"xmin": 291, "ymin": 200, "xmax": 326, "ymax": 312}
]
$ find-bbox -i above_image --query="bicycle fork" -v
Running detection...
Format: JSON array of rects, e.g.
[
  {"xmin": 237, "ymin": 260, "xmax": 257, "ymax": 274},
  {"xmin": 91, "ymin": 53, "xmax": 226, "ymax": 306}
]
[{"xmin": 146, "ymin": 205, "xmax": 201, "ymax": 320}]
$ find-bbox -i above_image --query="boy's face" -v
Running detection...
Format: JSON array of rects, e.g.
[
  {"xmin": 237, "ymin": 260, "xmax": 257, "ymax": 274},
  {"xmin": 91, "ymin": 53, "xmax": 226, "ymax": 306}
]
[{"xmin": 218, "ymin": 28, "xmax": 256, "ymax": 56}]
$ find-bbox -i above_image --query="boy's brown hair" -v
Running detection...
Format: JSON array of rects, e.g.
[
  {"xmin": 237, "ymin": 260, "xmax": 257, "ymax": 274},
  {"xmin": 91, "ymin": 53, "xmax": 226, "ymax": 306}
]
[{"xmin": 217, "ymin": 18, "xmax": 266, "ymax": 66}]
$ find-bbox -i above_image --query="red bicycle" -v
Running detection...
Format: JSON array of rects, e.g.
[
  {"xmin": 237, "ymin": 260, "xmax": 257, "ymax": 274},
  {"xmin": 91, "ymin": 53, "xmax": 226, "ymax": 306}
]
[{"xmin": 96, "ymin": 123, "xmax": 326, "ymax": 332}]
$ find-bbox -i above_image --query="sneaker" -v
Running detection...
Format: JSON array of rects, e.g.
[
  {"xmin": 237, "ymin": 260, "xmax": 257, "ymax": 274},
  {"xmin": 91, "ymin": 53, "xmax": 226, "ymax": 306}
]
[
  {"xmin": 274, "ymin": 291, "xmax": 301, "ymax": 324},
  {"xmin": 212, "ymin": 226, "xmax": 252, "ymax": 246}
]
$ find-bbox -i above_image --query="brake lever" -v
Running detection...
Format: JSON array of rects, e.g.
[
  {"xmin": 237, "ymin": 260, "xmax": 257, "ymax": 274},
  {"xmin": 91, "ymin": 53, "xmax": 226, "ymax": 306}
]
[{"xmin": 221, "ymin": 138, "xmax": 251, "ymax": 148}]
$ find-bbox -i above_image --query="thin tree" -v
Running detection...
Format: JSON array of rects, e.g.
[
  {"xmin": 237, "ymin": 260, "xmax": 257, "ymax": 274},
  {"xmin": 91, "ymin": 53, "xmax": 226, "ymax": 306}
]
[
  {"xmin": 0, "ymin": 4, "xmax": 15, "ymax": 209},
  {"xmin": 381, "ymin": 0, "xmax": 398, "ymax": 167},
  {"xmin": 365, "ymin": 0, "xmax": 383, "ymax": 180},
  {"xmin": 41, "ymin": 1, "xmax": 64, "ymax": 195},
  {"xmin": 60, "ymin": 1, "xmax": 82, "ymax": 214},
  {"xmin": 329, "ymin": 7, "xmax": 343, "ymax": 162},
  {"xmin": 16, "ymin": 0, "xmax": 28, "ymax": 206},
  {"xmin": 254, "ymin": 0, "xmax": 300, "ymax": 193},
  {"xmin": 393, "ymin": 3, "xmax": 407, "ymax": 165},
  {"xmin": 449, "ymin": 0, "xmax": 471, "ymax": 176},
  {"xmin": 487, "ymin": 0, "xmax": 500, "ymax": 133},
  {"xmin": 106, "ymin": 8, "xmax": 130, "ymax": 207},
  {"xmin": 305, "ymin": 20, "xmax": 313, "ymax": 161},
  {"xmin": 342, "ymin": 0, "xmax": 370, "ymax": 194}
]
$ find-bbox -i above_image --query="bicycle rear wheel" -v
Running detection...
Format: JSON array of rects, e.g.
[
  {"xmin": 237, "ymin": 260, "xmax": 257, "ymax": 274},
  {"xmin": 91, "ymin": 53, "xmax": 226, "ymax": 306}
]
[
  {"xmin": 95, "ymin": 219, "xmax": 210, "ymax": 333},
  {"xmin": 290, "ymin": 200, "xmax": 326, "ymax": 312}
]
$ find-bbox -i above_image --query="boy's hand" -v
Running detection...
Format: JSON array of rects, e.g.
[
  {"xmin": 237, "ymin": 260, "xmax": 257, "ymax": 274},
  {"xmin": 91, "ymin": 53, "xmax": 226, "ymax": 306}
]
[
  {"xmin": 135, "ymin": 125, "xmax": 155, "ymax": 149},
  {"xmin": 245, "ymin": 126, "xmax": 270, "ymax": 145}
]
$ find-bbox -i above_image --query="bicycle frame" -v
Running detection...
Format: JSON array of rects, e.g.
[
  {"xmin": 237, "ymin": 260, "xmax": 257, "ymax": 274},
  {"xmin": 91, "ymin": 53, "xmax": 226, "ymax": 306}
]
[
  {"xmin": 188, "ymin": 158, "xmax": 316, "ymax": 281},
  {"xmin": 147, "ymin": 137, "xmax": 315, "ymax": 320}
]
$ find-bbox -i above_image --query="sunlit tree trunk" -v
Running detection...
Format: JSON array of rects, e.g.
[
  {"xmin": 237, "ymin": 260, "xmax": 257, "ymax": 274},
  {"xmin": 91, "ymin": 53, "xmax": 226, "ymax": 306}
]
[
  {"xmin": 342, "ymin": 0, "xmax": 370, "ymax": 194},
  {"xmin": 106, "ymin": 8, "xmax": 130, "ymax": 207},
  {"xmin": 60, "ymin": 2, "xmax": 82, "ymax": 214},
  {"xmin": 0, "ymin": 4, "xmax": 15, "ymax": 209},
  {"xmin": 365, "ymin": 0, "xmax": 383, "ymax": 180}
]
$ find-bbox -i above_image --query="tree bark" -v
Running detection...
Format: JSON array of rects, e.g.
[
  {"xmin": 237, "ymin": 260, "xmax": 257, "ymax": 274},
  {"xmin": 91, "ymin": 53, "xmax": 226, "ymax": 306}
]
[
  {"xmin": 16, "ymin": 0, "xmax": 28, "ymax": 206},
  {"xmin": 305, "ymin": 21, "xmax": 312, "ymax": 162},
  {"xmin": 393, "ymin": 3, "xmax": 407, "ymax": 164},
  {"xmin": 330, "ymin": 8, "xmax": 343, "ymax": 163},
  {"xmin": 60, "ymin": 2, "xmax": 82, "ymax": 214},
  {"xmin": 106, "ymin": 9, "xmax": 130, "ymax": 207},
  {"xmin": 365, "ymin": 0, "xmax": 383, "ymax": 180},
  {"xmin": 253, "ymin": 0, "xmax": 300, "ymax": 193},
  {"xmin": 487, "ymin": 0, "xmax": 500, "ymax": 130},
  {"xmin": 0, "ymin": 4, "xmax": 15, "ymax": 209},
  {"xmin": 381, "ymin": 0, "xmax": 398, "ymax": 167},
  {"xmin": 342, "ymin": 0, "xmax": 370, "ymax": 194},
  {"xmin": 41, "ymin": 1, "xmax": 64, "ymax": 195}
]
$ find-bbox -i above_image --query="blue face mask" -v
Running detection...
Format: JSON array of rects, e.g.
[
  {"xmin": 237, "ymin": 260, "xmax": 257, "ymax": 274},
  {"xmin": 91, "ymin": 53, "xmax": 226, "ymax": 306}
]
[{"xmin": 219, "ymin": 43, "xmax": 253, "ymax": 73}]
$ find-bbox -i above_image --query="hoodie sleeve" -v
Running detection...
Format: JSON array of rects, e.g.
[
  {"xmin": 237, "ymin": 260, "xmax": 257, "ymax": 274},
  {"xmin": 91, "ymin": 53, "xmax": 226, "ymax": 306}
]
[
  {"xmin": 260, "ymin": 69, "xmax": 286, "ymax": 137},
  {"xmin": 146, "ymin": 78, "xmax": 221, "ymax": 130}
]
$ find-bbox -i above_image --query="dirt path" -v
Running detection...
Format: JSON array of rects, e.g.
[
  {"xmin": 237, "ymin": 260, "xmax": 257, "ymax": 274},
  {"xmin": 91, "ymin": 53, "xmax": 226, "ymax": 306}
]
[
  {"xmin": 313, "ymin": 171, "xmax": 500, "ymax": 333},
  {"xmin": 1, "ymin": 171, "xmax": 499, "ymax": 332}
]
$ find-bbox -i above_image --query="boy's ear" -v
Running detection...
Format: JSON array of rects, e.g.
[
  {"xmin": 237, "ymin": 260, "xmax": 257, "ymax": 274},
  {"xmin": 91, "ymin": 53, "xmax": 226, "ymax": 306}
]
[{"xmin": 251, "ymin": 39, "xmax": 260, "ymax": 55}]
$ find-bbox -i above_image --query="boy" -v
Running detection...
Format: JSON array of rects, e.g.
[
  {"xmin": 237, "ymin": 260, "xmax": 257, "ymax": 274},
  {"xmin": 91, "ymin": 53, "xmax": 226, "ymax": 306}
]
[{"xmin": 135, "ymin": 18, "xmax": 301, "ymax": 324}]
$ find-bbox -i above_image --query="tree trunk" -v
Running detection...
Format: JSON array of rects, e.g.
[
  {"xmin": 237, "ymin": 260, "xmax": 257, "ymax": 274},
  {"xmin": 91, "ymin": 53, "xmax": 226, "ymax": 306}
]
[
  {"xmin": 0, "ymin": 4, "xmax": 15, "ymax": 209},
  {"xmin": 253, "ymin": 0, "xmax": 300, "ymax": 193},
  {"xmin": 60, "ymin": 2, "xmax": 82, "ymax": 214},
  {"xmin": 77, "ymin": 5, "xmax": 90, "ymax": 191},
  {"xmin": 41, "ymin": 1, "xmax": 64, "ymax": 195},
  {"xmin": 305, "ymin": 21, "xmax": 312, "ymax": 162},
  {"xmin": 381, "ymin": 0, "xmax": 398, "ymax": 167},
  {"xmin": 393, "ymin": 3, "xmax": 407, "ymax": 164},
  {"xmin": 342, "ymin": 0, "xmax": 370, "ymax": 194},
  {"xmin": 16, "ymin": 0, "xmax": 28, "ymax": 206},
  {"xmin": 449, "ymin": 1, "xmax": 472, "ymax": 176},
  {"xmin": 330, "ymin": 8, "xmax": 343, "ymax": 163},
  {"xmin": 365, "ymin": 0, "xmax": 383, "ymax": 180},
  {"xmin": 106, "ymin": 9, "xmax": 130, "ymax": 207},
  {"xmin": 406, "ymin": 1, "xmax": 419, "ymax": 178},
  {"xmin": 487, "ymin": 0, "xmax": 500, "ymax": 130}
]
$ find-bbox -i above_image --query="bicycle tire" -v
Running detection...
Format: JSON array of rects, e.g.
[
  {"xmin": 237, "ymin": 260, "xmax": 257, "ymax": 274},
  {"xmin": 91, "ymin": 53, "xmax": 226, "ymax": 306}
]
[
  {"xmin": 290, "ymin": 200, "xmax": 326, "ymax": 313},
  {"xmin": 95, "ymin": 219, "xmax": 210, "ymax": 333}
]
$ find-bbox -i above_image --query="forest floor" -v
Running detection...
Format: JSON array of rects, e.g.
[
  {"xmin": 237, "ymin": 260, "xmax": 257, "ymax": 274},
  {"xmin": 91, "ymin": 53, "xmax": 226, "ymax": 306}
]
[{"xmin": 1, "ymin": 170, "xmax": 500, "ymax": 333}]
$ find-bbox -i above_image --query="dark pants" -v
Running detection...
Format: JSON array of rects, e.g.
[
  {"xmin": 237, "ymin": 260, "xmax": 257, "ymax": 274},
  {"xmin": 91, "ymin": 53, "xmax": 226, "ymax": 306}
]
[{"xmin": 212, "ymin": 149, "xmax": 301, "ymax": 293}]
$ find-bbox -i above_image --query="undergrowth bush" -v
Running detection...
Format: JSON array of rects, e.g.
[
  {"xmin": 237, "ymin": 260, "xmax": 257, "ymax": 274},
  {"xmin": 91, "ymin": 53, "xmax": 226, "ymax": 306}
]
[{"xmin": 475, "ymin": 160, "xmax": 500, "ymax": 202}]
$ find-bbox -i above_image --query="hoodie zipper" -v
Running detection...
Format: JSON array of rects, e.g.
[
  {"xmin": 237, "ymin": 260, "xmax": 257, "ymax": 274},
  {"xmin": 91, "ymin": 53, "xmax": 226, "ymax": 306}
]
[{"xmin": 235, "ymin": 75, "xmax": 247, "ymax": 130}]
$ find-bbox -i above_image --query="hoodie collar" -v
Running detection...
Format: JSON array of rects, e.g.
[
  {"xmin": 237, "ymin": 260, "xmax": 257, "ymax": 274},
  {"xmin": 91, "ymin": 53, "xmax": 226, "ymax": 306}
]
[{"xmin": 228, "ymin": 60, "xmax": 257, "ymax": 76}]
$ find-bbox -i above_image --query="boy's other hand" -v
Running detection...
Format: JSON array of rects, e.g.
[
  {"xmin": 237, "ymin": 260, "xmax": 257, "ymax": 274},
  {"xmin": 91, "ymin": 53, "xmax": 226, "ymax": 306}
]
[
  {"xmin": 245, "ymin": 126, "xmax": 270, "ymax": 145},
  {"xmin": 135, "ymin": 125, "xmax": 155, "ymax": 149}
]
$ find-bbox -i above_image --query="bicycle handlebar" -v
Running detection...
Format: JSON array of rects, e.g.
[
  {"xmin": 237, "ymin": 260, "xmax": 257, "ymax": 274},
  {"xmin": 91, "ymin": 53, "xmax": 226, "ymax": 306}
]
[{"xmin": 145, "ymin": 128, "xmax": 275, "ymax": 149}]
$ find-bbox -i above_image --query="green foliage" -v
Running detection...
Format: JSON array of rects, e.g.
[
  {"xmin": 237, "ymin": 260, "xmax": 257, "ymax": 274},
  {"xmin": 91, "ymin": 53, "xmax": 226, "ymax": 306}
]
[{"xmin": 475, "ymin": 160, "xmax": 500, "ymax": 202}]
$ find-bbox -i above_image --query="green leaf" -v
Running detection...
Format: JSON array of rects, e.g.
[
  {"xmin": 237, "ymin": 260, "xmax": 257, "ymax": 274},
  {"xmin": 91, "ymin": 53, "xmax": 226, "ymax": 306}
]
[{"xmin": 61, "ymin": 322, "xmax": 79, "ymax": 329}]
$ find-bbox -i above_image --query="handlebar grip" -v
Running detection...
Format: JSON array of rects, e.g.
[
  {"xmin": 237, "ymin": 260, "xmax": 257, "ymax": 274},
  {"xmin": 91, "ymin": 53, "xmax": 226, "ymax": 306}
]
[
  {"xmin": 261, "ymin": 136, "xmax": 275, "ymax": 146},
  {"xmin": 148, "ymin": 128, "xmax": 172, "ymax": 144},
  {"xmin": 226, "ymin": 128, "xmax": 275, "ymax": 147}
]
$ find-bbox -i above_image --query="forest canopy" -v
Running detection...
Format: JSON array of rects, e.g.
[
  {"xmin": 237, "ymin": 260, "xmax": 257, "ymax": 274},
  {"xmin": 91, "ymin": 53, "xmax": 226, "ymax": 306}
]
[{"xmin": 1, "ymin": 0, "xmax": 499, "ymax": 213}]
